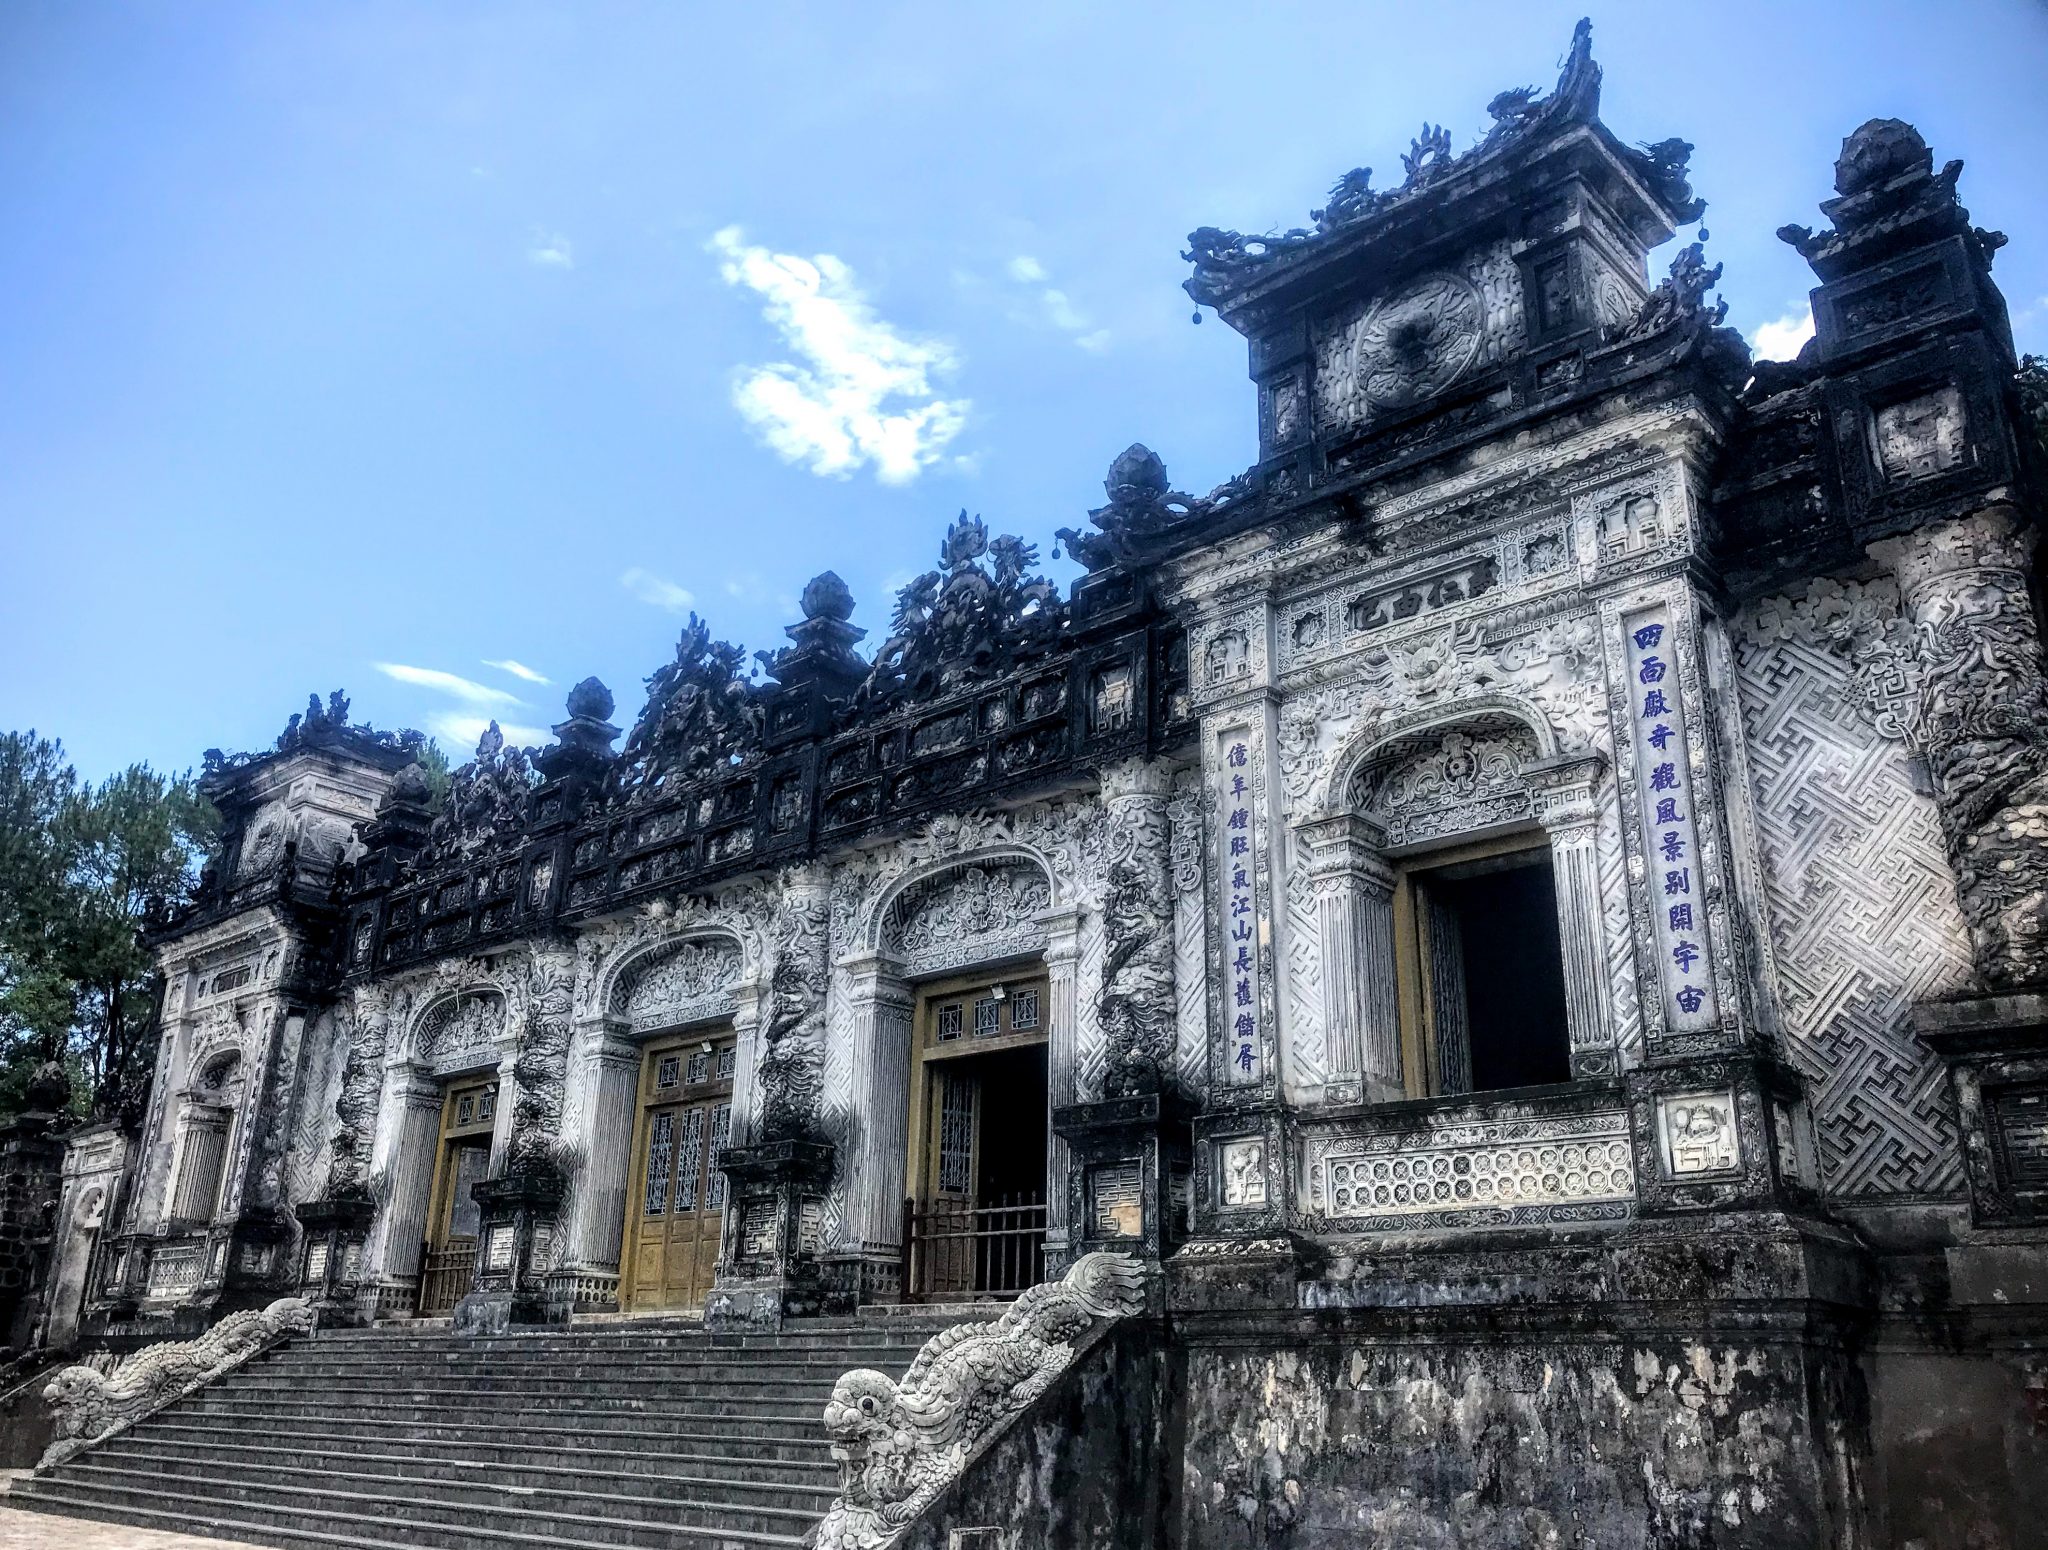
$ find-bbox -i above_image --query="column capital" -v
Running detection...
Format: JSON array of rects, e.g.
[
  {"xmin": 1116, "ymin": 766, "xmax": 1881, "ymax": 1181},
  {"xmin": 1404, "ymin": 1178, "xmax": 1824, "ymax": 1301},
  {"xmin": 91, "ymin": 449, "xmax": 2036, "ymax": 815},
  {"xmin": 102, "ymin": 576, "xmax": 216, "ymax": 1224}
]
[
  {"xmin": 1868, "ymin": 503, "xmax": 2034, "ymax": 599},
  {"xmin": 1295, "ymin": 814, "xmax": 1395, "ymax": 888},
  {"xmin": 1098, "ymin": 756, "xmax": 1179, "ymax": 802},
  {"xmin": 1526, "ymin": 752, "xmax": 1606, "ymax": 829}
]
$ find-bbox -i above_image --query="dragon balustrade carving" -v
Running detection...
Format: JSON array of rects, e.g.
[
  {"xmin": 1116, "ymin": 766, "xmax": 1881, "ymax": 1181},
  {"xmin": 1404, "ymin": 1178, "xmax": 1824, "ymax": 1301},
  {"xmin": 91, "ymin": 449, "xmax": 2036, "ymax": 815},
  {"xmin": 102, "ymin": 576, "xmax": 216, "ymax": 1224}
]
[
  {"xmin": 40, "ymin": 1297, "xmax": 316, "ymax": 1468},
  {"xmin": 757, "ymin": 871, "xmax": 830, "ymax": 1142},
  {"xmin": 813, "ymin": 1252, "xmax": 1148, "ymax": 1550}
]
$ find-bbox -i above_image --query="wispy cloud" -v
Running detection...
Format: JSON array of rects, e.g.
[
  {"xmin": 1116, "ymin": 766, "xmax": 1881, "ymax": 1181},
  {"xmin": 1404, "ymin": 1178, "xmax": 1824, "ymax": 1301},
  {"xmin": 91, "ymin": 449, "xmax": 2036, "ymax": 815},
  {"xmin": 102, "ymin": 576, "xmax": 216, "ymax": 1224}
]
[
  {"xmin": 483, "ymin": 658, "xmax": 551, "ymax": 686},
  {"xmin": 429, "ymin": 713, "xmax": 551, "ymax": 752},
  {"xmin": 621, "ymin": 567, "xmax": 696, "ymax": 612},
  {"xmin": 1750, "ymin": 306, "xmax": 1816, "ymax": 362},
  {"xmin": 528, "ymin": 231, "xmax": 574, "ymax": 269},
  {"xmin": 1001, "ymin": 254, "xmax": 1108, "ymax": 353},
  {"xmin": 373, "ymin": 663, "xmax": 522, "ymax": 706},
  {"xmin": 709, "ymin": 226, "xmax": 969, "ymax": 484}
]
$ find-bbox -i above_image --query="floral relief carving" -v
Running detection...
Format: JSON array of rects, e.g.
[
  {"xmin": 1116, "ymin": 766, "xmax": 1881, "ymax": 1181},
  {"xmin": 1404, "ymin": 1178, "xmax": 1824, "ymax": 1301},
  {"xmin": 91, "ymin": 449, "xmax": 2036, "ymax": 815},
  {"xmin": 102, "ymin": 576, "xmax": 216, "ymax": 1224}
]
[
  {"xmin": 1353, "ymin": 722, "xmax": 1544, "ymax": 846},
  {"xmin": 758, "ymin": 874, "xmax": 830, "ymax": 1142},
  {"xmin": 885, "ymin": 863, "xmax": 1052, "ymax": 978},
  {"xmin": 614, "ymin": 937, "xmax": 743, "ymax": 1033},
  {"xmin": 414, "ymin": 992, "xmax": 505, "ymax": 1074}
]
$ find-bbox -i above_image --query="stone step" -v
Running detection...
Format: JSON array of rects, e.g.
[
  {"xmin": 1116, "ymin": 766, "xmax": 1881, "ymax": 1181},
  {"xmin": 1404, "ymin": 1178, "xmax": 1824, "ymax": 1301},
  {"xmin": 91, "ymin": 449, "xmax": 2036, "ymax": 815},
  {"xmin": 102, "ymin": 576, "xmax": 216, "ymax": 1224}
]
[
  {"xmin": 261, "ymin": 1347, "xmax": 915, "ymax": 1372},
  {"xmin": 143, "ymin": 1406, "xmax": 833, "ymax": 1458},
  {"xmin": 179, "ymin": 1384, "xmax": 830, "ymax": 1424},
  {"xmin": 5, "ymin": 1487, "xmax": 806, "ymax": 1550},
  {"xmin": 134, "ymin": 1419, "xmax": 837, "ymax": 1480},
  {"xmin": 167, "ymin": 1398, "xmax": 831, "ymax": 1445},
  {"xmin": 217, "ymin": 1369, "xmax": 848, "ymax": 1399},
  {"xmin": 33, "ymin": 1461, "xmax": 820, "ymax": 1545},
  {"xmin": 86, "ymin": 1444, "xmax": 840, "ymax": 1523},
  {"xmin": 233, "ymin": 1360, "xmax": 873, "ymax": 1390}
]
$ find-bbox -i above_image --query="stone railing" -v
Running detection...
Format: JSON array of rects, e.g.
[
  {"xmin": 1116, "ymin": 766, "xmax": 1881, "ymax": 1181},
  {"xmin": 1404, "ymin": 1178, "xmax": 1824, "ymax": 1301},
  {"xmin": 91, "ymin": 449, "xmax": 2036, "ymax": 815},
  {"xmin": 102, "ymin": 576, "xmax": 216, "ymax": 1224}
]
[
  {"xmin": 813, "ymin": 1252, "xmax": 1147, "ymax": 1550},
  {"xmin": 39, "ymin": 1296, "xmax": 316, "ymax": 1468}
]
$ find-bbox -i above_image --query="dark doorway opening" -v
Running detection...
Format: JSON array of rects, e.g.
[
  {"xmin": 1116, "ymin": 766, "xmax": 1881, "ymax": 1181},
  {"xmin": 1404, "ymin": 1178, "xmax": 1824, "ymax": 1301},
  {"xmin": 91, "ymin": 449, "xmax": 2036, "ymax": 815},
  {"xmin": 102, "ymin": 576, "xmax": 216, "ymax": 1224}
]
[{"xmin": 1422, "ymin": 850, "xmax": 1572, "ymax": 1092}]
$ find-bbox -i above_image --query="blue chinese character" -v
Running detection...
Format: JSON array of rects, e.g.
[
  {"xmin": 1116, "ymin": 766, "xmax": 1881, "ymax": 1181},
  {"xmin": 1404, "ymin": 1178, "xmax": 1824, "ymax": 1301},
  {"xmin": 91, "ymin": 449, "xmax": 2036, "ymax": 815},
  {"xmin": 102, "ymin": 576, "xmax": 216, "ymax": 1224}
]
[
  {"xmin": 1235, "ymin": 977, "xmax": 1253, "ymax": 1007},
  {"xmin": 1675, "ymin": 985, "xmax": 1706, "ymax": 1014},
  {"xmin": 1231, "ymin": 920, "xmax": 1253, "ymax": 943},
  {"xmin": 1659, "ymin": 831, "xmax": 1687, "ymax": 862},
  {"xmin": 1668, "ymin": 903, "xmax": 1694, "ymax": 932},
  {"xmin": 1232, "ymin": 866, "xmax": 1249, "ymax": 890},
  {"xmin": 1672, "ymin": 940, "xmax": 1701, "ymax": 972},
  {"xmin": 1649, "ymin": 763, "xmax": 1679, "ymax": 792},
  {"xmin": 1647, "ymin": 723, "xmax": 1675, "ymax": 752},
  {"xmin": 1236, "ymin": 1045, "xmax": 1256, "ymax": 1073},
  {"xmin": 1230, "ymin": 835, "xmax": 1250, "ymax": 857},
  {"xmin": 1227, "ymin": 744, "xmax": 1249, "ymax": 769},
  {"xmin": 1664, "ymin": 868, "xmax": 1691, "ymax": 896},
  {"xmin": 1231, "ymin": 774, "xmax": 1248, "ymax": 797},
  {"xmin": 1642, "ymin": 689, "xmax": 1671, "ymax": 717},
  {"xmin": 1230, "ymin": 897, "xmax": 1251, "ymax": 917},
  {"xmin": 1632, "ymin": 624, "xmax": 1666, "ymax": 650},
  {"xmin": 1227, "ymin": 808, "xmax": 1249, "ymax": 830},
  {"xmin": 1638, "ymin": 656, "xmax": 1668, "ymax": 685},
  {"xmin": 1233, "ymin": 946, "xmax": 1252, "ymax": 973},
  {"xmin": 1654, "ymin": 797, "xmax": 1682, "ymax": 825}
]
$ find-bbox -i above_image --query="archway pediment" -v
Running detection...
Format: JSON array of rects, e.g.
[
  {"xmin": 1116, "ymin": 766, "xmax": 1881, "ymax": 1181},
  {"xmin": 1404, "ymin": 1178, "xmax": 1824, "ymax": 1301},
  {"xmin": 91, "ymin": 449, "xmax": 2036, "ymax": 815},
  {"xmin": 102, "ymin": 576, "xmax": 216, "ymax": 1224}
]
[
  {"xmin": 870, "ymin": 851, "xmax": 1055, "ymax": 978},
  {"xmin": 609, "ymin": 934, "xmax": 745, "ymax": 1033}
]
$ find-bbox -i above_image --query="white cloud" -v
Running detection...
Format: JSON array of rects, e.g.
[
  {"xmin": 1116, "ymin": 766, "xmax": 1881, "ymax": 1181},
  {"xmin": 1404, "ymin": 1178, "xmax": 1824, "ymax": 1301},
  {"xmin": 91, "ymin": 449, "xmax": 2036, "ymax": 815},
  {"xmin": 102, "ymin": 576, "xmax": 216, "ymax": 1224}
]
[
  {"xmin": 1041, "ymin": 288, "xmax": 1087, "ymax": 332},
  {"xmin": 1075, "ymin": 329, "xmax": 1112, "ymax": 355},
  {"xmin": 429, "ymin": 713, "xmax": 551, "ymax": 752},
  {"xmin": 1006, "ymin": 255, "xmax": 1048, "ymax": 284},
  {"xmin": 483, "ymin": 658, "xmax": 550, "ymax": 685},
  {"xmin": 621, "ymin": 567, "xmax": 696, "ymax": 612},
  {"xmin": 1750, "ymin": 306, "xmax": 1816, "ymax": 362},
  {"xmin": 528, "ymin": 231, "xmax": 574, "ymax": 269},
  {"xmin": 373, "ymin": 663, "xmax": 522, "ymax": 706},
  {"xmin": 991, "ymin": 256, "xmax": 1108, "ymax": 354},
  {"xmin": 709, "ymin": 226, "xmax": 969, "ymax": 484}
]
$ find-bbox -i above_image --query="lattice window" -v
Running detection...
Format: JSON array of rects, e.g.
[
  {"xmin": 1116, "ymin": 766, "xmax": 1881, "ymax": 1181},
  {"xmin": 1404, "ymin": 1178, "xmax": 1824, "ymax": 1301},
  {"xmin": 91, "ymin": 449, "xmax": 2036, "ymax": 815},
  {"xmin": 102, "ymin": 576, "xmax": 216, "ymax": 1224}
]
[
  {"xmin": 973, "ymin": 998, "xmax": 1000, "ymax": 1038},
  {"xmin": 706, "ymin": 1103, "xmax": 732, "ymax": 1210},
  {"xmin": 655, "ymin": 1055, "xmax": 681, "ymax": 1091},
  {"xmin": 1009, "ymin": 987, "xmax": 1040, "ymax": 1031},
  {"xmin": 455, "ymin": 1095, "xmax": 476, "ymax": 1126},
  {"xmin": 937, "ymin": 1003, "xmax": 963, "ymax": 1041},
  {"xmin": 642, "ymin": 1112, "xmax": 675, "ymax": 1217},
  {"xmin": 687, "ymin": 1050, "xmax": 711, "ymax": 1084},
  {"xmin": 674, "ymin": 1107, "xmax": 706, "ymax": 1211},
  {"xmin": 938, "ymin": 1076, "xmax": 974, "ymax": 1194},
  {"xmin": 477, "ymin": 1089, "xmax": 495, "ymax": 1122},
  {"xmin": 715, "ymin": 1046, "xmax": 736, "ymax": 1080}
]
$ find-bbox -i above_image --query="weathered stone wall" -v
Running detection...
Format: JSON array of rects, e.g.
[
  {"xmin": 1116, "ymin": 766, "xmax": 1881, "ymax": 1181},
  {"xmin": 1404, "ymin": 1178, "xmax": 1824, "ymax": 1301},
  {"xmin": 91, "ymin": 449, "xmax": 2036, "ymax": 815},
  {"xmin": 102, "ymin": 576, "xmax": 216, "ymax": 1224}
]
[
  {"xmin": 1171, "ymin": 1328, "xmax": 1867, "ymax": 1549},
  {"xmin": 1863, "ymin": 1348, "xmax": 2048, "ymax": 1550}
]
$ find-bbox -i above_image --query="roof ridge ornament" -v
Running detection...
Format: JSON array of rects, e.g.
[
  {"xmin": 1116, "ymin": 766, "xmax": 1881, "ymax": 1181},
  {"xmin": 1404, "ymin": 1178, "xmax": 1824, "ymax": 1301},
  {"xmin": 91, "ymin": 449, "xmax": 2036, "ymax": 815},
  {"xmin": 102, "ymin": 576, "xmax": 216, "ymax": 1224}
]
[{"xmin": 1180, "ymin": 17, "xmax": 1701, "ymax": 312}]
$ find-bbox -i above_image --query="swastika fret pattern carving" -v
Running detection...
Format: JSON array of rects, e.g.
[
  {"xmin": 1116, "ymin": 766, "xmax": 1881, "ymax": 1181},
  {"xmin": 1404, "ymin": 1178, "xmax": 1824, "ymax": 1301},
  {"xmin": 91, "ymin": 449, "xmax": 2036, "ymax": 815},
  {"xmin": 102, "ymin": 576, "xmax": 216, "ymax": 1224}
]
[{"xmin": 1732, "ymin": 616, "xmax": 1972, "ymax": 1197}]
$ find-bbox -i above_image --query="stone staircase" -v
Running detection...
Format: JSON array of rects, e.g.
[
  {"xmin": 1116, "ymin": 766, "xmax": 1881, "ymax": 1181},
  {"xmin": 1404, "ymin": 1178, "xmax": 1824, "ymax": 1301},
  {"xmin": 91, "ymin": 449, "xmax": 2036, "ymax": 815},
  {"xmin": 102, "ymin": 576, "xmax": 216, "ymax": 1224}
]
[{"xmin": 5, "ymin": 1316, "xmax": 947, "ymax": 1549}]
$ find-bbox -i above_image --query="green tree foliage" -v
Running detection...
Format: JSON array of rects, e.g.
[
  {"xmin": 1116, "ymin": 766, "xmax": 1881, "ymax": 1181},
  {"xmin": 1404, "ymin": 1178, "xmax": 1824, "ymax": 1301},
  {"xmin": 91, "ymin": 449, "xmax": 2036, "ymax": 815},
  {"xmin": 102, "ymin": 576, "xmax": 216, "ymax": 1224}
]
[
  {"xmin": 0, "ymin": 731, "xmax": 219, "ymax": 1124},
  {"xmin": 414, "ymin": 737, "xmax": 453, "ymax": 812},
  {"xmin": 2019, "ymin": 355, "xmax": 2048, "ymax": 469}
]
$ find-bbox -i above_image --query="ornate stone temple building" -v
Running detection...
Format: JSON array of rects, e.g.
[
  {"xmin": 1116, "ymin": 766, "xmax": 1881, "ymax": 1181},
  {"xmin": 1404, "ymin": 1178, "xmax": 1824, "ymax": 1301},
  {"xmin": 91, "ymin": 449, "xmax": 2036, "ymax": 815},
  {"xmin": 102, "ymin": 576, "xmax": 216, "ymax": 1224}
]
[{"xmin": 34, "ymin": 23, "xmax": 2048, "ymax": 1549}]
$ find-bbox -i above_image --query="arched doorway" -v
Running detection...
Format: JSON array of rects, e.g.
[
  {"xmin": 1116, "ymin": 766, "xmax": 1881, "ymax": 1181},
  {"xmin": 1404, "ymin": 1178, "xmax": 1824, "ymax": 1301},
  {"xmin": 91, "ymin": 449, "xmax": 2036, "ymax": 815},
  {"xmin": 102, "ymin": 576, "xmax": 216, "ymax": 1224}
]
[{"xmin": 621, "ymin": 1031, "xmax": 736, "ymax": 1313}]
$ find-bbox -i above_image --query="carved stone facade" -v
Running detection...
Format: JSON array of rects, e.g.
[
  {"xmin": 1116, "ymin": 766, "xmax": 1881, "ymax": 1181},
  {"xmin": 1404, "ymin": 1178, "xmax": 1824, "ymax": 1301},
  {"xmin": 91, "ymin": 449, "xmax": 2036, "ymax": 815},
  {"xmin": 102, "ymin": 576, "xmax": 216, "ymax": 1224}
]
[{"xmin": 50, "ymin": 27, "xmax": 2048, "ymax": 1549}]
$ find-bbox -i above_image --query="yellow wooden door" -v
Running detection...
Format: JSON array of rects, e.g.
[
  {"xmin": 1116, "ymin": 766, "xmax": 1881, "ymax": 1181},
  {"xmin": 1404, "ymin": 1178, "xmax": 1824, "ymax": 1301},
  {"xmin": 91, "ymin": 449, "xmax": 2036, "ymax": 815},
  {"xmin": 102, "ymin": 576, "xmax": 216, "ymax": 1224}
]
[{"xmin": 624, "ymin": 1036, "xmax": 734, "ymax": 1312}]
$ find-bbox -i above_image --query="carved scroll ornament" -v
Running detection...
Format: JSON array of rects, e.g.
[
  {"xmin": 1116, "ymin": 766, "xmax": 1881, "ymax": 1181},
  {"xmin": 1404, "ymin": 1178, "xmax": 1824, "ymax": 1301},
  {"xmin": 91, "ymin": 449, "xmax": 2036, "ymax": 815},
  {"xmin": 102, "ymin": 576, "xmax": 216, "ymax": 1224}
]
[
  {"xmin": 814, "ymin": 1252, "xmax": 1147, "ymax": 1550},
  {"xmin": 40, "ymin": 1296, "xmax": 316, "ymax": 1468}
]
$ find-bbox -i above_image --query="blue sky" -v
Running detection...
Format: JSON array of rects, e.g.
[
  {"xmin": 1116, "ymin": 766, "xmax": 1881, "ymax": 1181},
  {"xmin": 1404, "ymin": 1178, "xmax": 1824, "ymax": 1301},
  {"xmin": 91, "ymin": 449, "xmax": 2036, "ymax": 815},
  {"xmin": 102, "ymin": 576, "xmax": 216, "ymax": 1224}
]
[{"xmin": 5, "ymin": 2, "xmax": 2046, "ymax": 779}]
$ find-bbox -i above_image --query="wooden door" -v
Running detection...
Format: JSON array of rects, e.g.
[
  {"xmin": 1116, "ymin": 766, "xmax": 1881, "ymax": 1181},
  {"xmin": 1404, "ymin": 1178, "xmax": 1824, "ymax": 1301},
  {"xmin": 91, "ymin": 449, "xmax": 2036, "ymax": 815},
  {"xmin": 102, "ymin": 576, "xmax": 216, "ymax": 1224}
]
[
  {"xmin": 419, "ymin": 1077, "xmax": 497, "ymax": 1315},
  {"xmin": 623, "ymin": 1035, "xmax": 734, "ymax": 1313}
]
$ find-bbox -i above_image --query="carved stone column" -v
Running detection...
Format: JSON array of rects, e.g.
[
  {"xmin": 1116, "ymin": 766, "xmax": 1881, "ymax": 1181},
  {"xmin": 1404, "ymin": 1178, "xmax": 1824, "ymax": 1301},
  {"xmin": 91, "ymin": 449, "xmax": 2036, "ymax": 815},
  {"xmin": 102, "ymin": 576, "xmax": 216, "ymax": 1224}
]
[
  {"xmin": 827, "ymin": 949, "xmax": 913, "ymax": 1301},
  {"xmin": 556, "ymin": 1019, "xmax": 639, "ymax": 1304},
  {"xmin": 363, "ymin": 1063, "xmax": 442, "ymax": 1306},
  {"xmin": 1040, "ymin": 905, "xmax": 1083, "ymax": 1259},
  {"xmin": 1296, "ymin": 814, "xmax": 1402, "ymax": 1103},
  {"xmin": 1870, "ymin": 505, "xmax": 2048, "ymax": 990},
  {"xmin": 1530, "ymin": 756, "xmax": 1617, "ymax": 1076}
]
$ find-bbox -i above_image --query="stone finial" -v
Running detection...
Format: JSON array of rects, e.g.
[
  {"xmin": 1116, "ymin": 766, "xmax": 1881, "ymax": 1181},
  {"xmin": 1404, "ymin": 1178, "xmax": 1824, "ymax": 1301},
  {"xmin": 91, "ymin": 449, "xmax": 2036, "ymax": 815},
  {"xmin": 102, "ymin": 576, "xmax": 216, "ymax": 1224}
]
[
  {"xmin": 565, "ymin": 676, "xmax": 614, "ymax": 722},
  {"xmin": 801, "ymin": 571, "xmax": 856, "ymax": 623},
  {"xmin": 1834, "ymin": 118, "xmax": 1932, "ymax": 198},
  {"xmin": 386, "ymin": 762, "xmax": 432, "ymax": 809},
  {"xmin": 1106, "ymin": 443, "xmax": 1169, "ymax": 503}
]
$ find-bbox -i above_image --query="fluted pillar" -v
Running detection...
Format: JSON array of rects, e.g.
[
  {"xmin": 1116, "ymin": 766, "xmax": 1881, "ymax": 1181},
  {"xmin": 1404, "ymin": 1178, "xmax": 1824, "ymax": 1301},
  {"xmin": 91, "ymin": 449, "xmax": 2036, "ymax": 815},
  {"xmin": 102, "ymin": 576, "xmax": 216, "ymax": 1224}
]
[
  {"xmin": 835, "ymin": 950, "xmax": 914, "ymax": 1264},
  {"xmin": 1531, "ymin": 757, "xmax": 1616, "ymax": 1077},
  {"xmin": 1040, "ymin": 905, "xmax": 1083, "ymax": 1252},
  {"xmin": 560, "ymin": 1020, "xmax": 641, "ymax": 1274},
  {"xmin": 1297, "ymin": 814, "xmax": 1403, "ymax": 1103},
  {"xmin": 367, "ymin": 1063, "xmax": 443, "ymax": 1286}
]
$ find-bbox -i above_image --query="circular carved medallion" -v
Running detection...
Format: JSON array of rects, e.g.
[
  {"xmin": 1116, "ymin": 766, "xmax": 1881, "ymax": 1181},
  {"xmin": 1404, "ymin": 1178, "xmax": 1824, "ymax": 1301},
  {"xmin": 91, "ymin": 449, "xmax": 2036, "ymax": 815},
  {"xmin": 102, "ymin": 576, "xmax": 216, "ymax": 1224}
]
[{"xmin": 1353, "ymin": 272, "xmax": 1485, "ymax": 411}]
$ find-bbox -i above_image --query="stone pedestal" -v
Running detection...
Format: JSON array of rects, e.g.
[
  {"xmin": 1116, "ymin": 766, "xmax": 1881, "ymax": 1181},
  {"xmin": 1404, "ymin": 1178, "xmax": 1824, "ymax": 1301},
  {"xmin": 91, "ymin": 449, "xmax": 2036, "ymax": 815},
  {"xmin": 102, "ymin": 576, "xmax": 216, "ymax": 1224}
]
[
  {"xmin": 705, "ymin": 1138, "xmax": 843, "ymax": 1329},
  {"xmin": 293, "ymin": 1196, "xmax": 376, "ymax": 1327},
  {"xmin": 1052, "ymin": 1090, "xmax": 1192, "ymax": 1272},
  {"xmin": 453, "ymin": 1173, "xmax": 563, "ymax": 1335},
  {"xmin": 1916, "ymin": 990, "xmax": 2048, "ymax": 1230}
]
